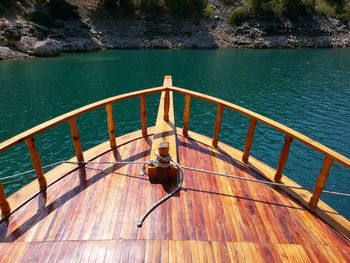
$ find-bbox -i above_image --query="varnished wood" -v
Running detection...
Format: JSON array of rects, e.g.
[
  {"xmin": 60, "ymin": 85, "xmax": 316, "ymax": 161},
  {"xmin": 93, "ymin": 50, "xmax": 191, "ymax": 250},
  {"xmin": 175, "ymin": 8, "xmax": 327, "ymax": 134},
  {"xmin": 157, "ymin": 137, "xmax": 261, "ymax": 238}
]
[
  {"xmin": 274, "ymin": 135, "xmax": 293, "ymax": 182},
  {"xmin": 242, "ymin": 118, "xmax": 257, "ymax": 163},
  {"xmin": 140, "ymin": 95, "xmax": 147, "ymax": 136},
  {"xmin": 183, "ymin": 95, "xmax": 191, "ymax": 137},
  {"xmin": 170, "ymin": 86, "xmax": 350, "ymax": 170},
  {"xmin": 106, "ymin": 103, "xmax": 117, "ymax": 149},
  {"xmin": 164, "ymin": 90, "xmax": 170, "ymax": 122},
  {"xmin": 0, "ymin": 76, "xmax": 349, "ymax": 247},
  {"xmin": 1, "ymin": 240, "xmax": 349, "ymax": 263},
  {"xmin": 212, "ymin": 104, "xmax": 223, "ymax": 147},
  {"xmin": 0, "ymin": 183, "xmax": 10, "ymax": 217},
  {"xmin": 163, "ymin": 76, "xmax": 172, "ymax": 121},
  {"xmin": 180, "ymin": 128, "xmax": 350, "ymax": 239},
  {"xmin": 69, "ymin": 118, "xmax": 84, "ymax": 162},
  {"xmin": 0, "ymin": 135, "xmax": 348, "ymax": 262},
  {"xmin": 148, "ymin": 89, "xmax": 178, "ymax": 179},
  {"xmin": 25, "ymin": 137, "xmax": 47, "ymax": 189},
  {"xmin": 309, "ymin": 156, "xmax": 334, "ymax": 209},
  {"xmin": 0, "ymin": 86, "xmax": 165, "ymax": 153},
  {"xmin": 1, "ymin": 128, "xmax": 155, "ymax": 222}
]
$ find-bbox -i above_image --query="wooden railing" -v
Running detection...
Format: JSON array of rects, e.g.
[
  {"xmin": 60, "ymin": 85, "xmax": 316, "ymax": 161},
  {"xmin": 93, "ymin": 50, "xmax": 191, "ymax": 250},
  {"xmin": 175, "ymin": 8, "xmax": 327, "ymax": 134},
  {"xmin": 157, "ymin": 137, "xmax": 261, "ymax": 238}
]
[
  {"xmin": 1, "ymin": 77, "xmax": 350, "ymax": 219},
  {"xmin": 170, "ymin": 86, "xmax": 350, "ymax": 210}
]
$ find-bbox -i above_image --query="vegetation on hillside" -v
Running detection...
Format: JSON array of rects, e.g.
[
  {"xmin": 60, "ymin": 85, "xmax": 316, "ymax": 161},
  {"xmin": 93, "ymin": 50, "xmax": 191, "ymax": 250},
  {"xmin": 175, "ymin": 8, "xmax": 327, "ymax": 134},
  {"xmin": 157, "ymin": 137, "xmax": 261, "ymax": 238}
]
[
  {"xmin": 1, "ymin": 0, "xmax": 349, "ymax": 27},
  {"xmin": 102, "ymin": 0, "xmax": 207, "ymax": 16},
  {"xmin": 228, "ymin": 0, "xmax": 350, "ymax": 26}
]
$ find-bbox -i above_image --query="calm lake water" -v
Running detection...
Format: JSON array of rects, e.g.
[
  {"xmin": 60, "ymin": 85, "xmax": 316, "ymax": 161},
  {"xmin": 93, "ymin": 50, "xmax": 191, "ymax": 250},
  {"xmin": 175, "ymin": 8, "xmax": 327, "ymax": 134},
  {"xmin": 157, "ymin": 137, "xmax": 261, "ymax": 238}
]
[{"xmin": 0, "ymin": 49, "xmax": 349, "ymax": 219}]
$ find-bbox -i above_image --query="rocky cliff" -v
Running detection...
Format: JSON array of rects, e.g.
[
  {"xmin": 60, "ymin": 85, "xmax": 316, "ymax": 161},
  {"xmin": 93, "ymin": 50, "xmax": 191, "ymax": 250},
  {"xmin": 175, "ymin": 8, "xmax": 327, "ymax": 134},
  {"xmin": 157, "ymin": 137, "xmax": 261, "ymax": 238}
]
[{"xmin": 1, "ymin": 0, "xmax": 350, "ymax": 60}]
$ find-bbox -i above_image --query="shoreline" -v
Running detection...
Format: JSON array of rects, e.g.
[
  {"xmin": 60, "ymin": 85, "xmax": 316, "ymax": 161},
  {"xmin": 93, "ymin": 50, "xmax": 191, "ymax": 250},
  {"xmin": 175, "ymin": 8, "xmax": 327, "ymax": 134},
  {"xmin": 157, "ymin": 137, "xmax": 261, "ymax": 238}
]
[{"xmin": 1, "ymin": 12, "xmax": 349, "ymax": 61}]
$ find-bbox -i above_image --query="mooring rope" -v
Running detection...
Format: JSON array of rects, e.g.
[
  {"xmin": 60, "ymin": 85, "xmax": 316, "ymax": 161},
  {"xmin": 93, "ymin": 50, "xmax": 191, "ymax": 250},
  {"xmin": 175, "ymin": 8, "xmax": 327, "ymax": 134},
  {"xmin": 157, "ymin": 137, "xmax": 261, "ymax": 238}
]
[
  {"xmin": 0, "ymin": 160, "xmax": 66, "ymax": 181},
  {"xmin": 2, "ymin": 176, "xmax": 38, "ymax": 185},
  {"xmin": 1, "ymin": 159, "xmax": 350, "ymax": 199},
  {"xmin": 137, "ymin": 155, "xmax": 184, "ymax": 228}
]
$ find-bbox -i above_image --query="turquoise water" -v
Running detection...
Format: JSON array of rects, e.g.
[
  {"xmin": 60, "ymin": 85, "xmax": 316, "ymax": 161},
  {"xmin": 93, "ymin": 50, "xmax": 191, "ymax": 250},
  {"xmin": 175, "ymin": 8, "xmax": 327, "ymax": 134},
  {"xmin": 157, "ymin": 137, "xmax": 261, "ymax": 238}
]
[{"xmin": 0, "ymin": 49, "xmax": 349, "ymax": 219}]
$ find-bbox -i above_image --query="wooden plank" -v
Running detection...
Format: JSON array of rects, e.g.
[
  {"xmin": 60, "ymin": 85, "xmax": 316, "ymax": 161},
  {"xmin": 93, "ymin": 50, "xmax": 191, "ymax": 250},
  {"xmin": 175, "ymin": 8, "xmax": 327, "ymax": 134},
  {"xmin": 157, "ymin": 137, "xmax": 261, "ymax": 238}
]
[
  {"xmin": 274, "ymin": 135, "xmax": 293, "ymax": 182},
  {"xmin": 106, "ymin": 103, "xmax": 117, "ymax": 149},
  {"xmin": 140, "ymin": 95, "xmax": 147, "ymax": 136},
  {"xmin": 25, "ymin": 137, "xmax": 47, "ymax": 189},
  {"xmin": 69, "ymin": 117, "xmax": 84, "ymax": 162},
  {"xmin": 309, "ymin": 156, "xmax": 334, "ymax": 209},
  {"xmin": 148, "ymin": 77, "xmax": 177, "ymax": 179},
  {"xmin": 212, "ymin": 104, "xmax": 223, "ymax": 147},
  {"xmin": 242, "ymin": 118, "xmax": 257, "ymax": 163},
  {"xmin": 183, "ymin": 95, "xmax": 191, "ymax": 137},
  {"xmin": 163, "ymin": 75, "xmax": 172, "ymax": 121},
  {"xmin": 1, "ymin": 135, "xmax": 349, "ymax": 258},
  {"xmin": 176, "ymin": 128, "xmax": 350, "ymax": 239},
  {"xmin": 1, "ymin": 127, "xmax": 154, "ymax": 220}
]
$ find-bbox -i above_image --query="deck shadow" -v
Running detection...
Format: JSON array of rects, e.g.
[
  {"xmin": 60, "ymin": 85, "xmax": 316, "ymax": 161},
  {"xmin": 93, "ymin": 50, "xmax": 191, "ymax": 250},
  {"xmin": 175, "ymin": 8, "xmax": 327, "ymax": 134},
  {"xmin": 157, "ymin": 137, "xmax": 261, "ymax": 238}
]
[
  {"xmin": 0, "ymin": 148, "xmax": 152, "ymax": 242},
  {"xmin": 184, "ymin": 187, "xmax": 306, "ymax": 211}
]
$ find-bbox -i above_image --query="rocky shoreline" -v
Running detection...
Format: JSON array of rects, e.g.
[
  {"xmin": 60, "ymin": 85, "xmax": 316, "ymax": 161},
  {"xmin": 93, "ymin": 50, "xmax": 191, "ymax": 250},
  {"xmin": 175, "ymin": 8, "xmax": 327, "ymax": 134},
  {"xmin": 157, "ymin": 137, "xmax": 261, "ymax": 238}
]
[{"xmin": 1, "ymin": 9, "xmax": 350, "ymax": 61}]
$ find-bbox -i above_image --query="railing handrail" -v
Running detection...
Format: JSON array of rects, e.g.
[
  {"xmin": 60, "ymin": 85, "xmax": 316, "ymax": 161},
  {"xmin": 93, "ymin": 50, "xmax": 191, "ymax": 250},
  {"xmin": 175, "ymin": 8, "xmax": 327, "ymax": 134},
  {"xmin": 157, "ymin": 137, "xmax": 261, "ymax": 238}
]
[
  {"xmin": 0, "ymin": 79, "xmax": 349, "ymax": 218},
  {"xmin": 1, "ymin": 85, "xmax": 349, "ymax": 169},
  {"xmin": 0, "ymin": 86, "xmax": 165, "ymax": 153},
  {"xmin": 170, "ymin": 86, "xmax": 350, "ymax": 170}
]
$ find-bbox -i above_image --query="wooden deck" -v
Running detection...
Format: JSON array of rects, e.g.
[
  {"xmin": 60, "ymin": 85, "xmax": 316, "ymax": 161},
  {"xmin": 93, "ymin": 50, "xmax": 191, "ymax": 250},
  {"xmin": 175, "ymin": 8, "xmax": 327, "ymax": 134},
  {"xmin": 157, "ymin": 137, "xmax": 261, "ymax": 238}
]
[{"xmin": 0, "ymin": 134, "xmax": 349, "ymax": 262}]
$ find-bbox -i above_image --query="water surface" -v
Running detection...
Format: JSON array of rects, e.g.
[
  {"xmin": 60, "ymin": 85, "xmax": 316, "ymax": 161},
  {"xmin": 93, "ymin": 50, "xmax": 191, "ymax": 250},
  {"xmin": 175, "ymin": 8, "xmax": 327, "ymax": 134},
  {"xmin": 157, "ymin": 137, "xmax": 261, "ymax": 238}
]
[{"xmin": 1, "ymin": 49, "xmax": 349, "ymax": 218}]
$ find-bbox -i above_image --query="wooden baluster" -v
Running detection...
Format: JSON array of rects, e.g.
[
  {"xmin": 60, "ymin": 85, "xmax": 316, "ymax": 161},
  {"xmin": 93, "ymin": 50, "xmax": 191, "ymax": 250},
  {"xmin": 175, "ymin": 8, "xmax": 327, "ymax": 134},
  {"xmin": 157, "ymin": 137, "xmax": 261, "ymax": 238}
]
[
  {"xmin": 0, "ymin": 182, "xmax": 10, "ymax": 216},
  {"xmin": 212, "ymin": 104, "xmax": 223, "ymax": 147},
  {"xmin": 106, "ymin": 103, "xmax": 117, "ymax": 149},
  {"xmin": 140, "ymin": 95, "xmax": 147, "ymax": 136},
  {"xmin": 69, "ymin": 118, "xmax": 84, "ymax": 162},
  {"xmin": 183, "ymin": 95, "xmax": 191, "ymax": 136},
  {"xmin": 309, "ymin": 156, "xmax": 334, "ymax": 209},
  {"xmin": 25, "ymin": 137, "xmax": 47, "ymax": 189},
  {"xmin": 274, "ymin": 135, "xmax": 293, "ymax": 182},
  {"xmin": 242, "ymin": 118, "xmax": 257, "ymax": 163}
]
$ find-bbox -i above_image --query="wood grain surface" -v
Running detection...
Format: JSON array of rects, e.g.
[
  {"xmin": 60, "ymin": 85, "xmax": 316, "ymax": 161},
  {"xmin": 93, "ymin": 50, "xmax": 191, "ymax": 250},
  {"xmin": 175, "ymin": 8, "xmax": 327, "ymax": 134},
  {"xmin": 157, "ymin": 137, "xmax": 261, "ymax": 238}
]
[{"xmin": 0, "ymin": 135, "xmax": 348, "ymax": 262}]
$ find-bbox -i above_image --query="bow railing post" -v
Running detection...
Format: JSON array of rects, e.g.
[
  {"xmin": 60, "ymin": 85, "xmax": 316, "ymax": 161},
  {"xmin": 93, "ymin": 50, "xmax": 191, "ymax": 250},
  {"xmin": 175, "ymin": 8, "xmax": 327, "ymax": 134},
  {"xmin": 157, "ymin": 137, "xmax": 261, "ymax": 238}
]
[
  {"xmin": 140, "ymin": 95, "xmax": 147, "ymax": 136},
  {"xmin": 183, "ymin": 95, "xmax": 191, "ymax": 137},
  {"xmin": 242, "ymin": 118, "xmax": 257, "ymax": 163},
  {"xmin": 274, "ymin": 135, "xmax": 293, "ymax": 182},
  {"xmin": 69, "ymin": 117, "xmax": 84, "ymax": 162},
  {"xmin": 25, "ymin": 137, "xmax": 47, "ymax": 189},
  {"xmin": 309, "ymin": 156, "xmax": 334, "ymax": 209},
  {"xmin": 106, "ymin": 103, "xmax": 117, "ymax": 149},
  {"xmin": 0, "ymin": 182, "xmax": 10, "ymax": 217},
  {"xmin": 212, "ymin": 104, "xmax": 223, "ymax": 147}
]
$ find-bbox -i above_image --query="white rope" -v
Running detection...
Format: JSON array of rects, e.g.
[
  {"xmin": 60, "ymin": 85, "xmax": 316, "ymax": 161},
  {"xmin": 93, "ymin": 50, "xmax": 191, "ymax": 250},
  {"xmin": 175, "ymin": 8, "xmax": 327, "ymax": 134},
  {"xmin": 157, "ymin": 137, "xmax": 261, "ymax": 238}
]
[
  {"xmin": 322, "ymin": 190, "xmax": 350, "ymax": 197},
  {"xmin": 0, "ymin": 160, "xmax": 66, "ymax": 181},
  {"xmin": 1, "ymin": 159, "xmax": 349, "ymax": 198},
  {"xmin": 180, "ymin": 166, "xmax": 350, "ymax": 197},
  {"xmin": 181, "ymin": 166, "xmax": 307, "ymax": 190}
]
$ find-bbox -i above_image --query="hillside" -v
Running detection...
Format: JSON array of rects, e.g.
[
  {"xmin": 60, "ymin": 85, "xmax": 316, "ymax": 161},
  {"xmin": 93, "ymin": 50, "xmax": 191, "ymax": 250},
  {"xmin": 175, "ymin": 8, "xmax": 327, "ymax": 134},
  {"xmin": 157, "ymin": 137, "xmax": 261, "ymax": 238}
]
[{"xmin": 1, "ymin": 0, "xmax": 350, "ymax": 60}]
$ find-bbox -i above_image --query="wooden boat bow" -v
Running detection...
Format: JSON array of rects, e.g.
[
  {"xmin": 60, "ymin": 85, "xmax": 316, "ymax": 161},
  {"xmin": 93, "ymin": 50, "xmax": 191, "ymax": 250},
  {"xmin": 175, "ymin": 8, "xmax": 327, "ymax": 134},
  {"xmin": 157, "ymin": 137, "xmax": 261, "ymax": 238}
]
[{"xmin": 0, "ymin": 76, "xmax": 349, "ymax": 261}]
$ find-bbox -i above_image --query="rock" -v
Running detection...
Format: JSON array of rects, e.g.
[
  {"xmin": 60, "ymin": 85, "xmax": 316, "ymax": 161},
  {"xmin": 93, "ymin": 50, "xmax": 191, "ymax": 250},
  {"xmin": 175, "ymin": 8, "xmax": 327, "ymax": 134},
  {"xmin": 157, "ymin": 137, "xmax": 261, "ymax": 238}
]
[
  {"xmin": 15, "ymin": 37, "xmax": 37, "ymax": 53},
  {"xmin": 0, "ymin": 46, "xmax": 30, "ymax": 60},
  {"xmin": 0, "ymin": 36, "xmax": 7, "ymax": 46},
  {"xmin": 33, "ymin": 39, "xmax": 63, "ymax": 57},
  {"xmin": 0, "ymin": 19, "xmax": 10, "ymax": 30},
  {"xmin": 4, "ymin": 27, "xmax": 22, "ymax": 46}
]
